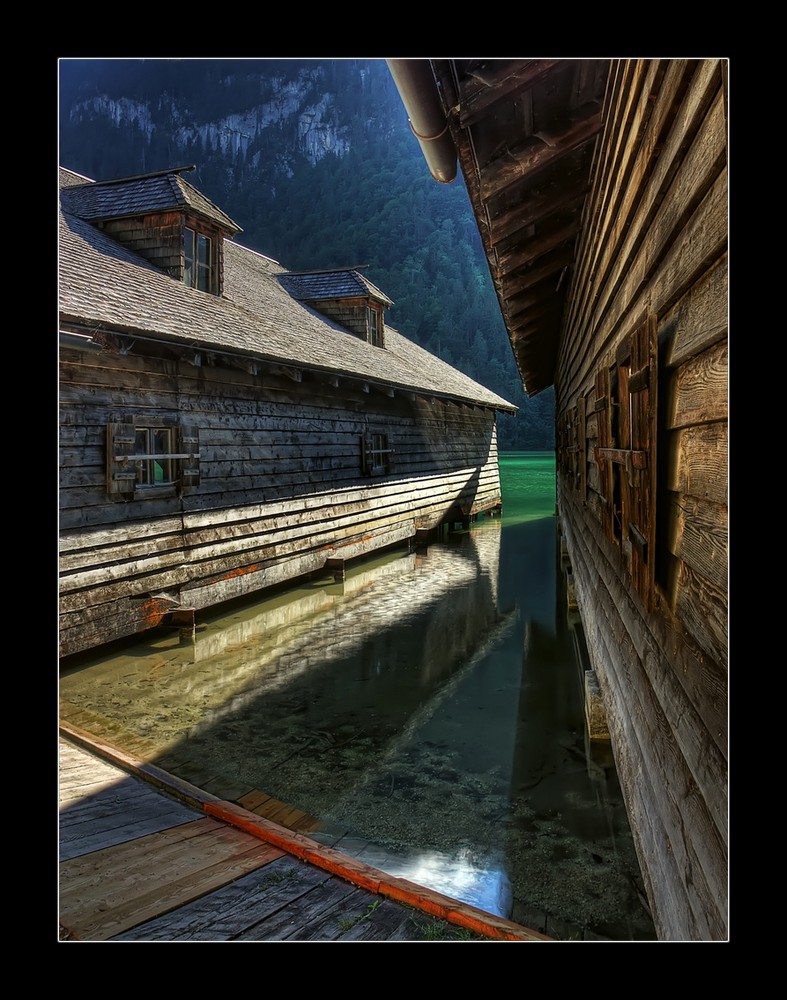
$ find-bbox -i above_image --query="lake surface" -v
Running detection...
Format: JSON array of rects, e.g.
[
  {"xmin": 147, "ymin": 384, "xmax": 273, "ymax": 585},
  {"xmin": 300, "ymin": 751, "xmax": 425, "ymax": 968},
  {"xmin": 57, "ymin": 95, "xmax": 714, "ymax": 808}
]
[{"xmin": 59, "ymin": 451, "xmax": 657, "ymax": 940}]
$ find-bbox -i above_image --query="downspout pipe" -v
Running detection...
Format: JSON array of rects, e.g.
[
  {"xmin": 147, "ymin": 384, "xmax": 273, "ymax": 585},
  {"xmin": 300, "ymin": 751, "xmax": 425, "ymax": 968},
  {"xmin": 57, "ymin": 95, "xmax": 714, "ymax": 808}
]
[{"xmin": 386, "ymin": 60, "xmax": 458, "ymax": 184}]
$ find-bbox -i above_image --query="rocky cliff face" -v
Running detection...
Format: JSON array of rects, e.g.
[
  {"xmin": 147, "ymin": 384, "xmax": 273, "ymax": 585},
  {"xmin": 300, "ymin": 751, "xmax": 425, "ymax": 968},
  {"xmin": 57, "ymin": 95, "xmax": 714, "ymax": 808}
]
[{"xmin": 60, "ymin": 60, "xmax": 394, "ymax": 183}]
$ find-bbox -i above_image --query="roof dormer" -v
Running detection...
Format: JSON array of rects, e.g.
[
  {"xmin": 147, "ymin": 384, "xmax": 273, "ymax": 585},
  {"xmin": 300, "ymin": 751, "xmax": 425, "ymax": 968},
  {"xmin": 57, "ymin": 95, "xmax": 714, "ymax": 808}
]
[
  {"xmin": 59, "ymin": 166, "xmax": 242, "ymax": 297},
  {"xmin": 278, "ymin": 268, "xmax": 393, "ymax": 348}
]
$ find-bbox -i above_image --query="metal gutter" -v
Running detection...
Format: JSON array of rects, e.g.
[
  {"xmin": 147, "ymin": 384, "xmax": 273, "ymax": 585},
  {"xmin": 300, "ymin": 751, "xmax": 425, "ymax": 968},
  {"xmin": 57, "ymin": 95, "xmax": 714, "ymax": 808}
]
[
  {"xmin": 59, "ymin": 321, "xmax": 517, "ymax": 413},
  {"xmin": 386, "ymin": 60, "xmax": 458, "ymax": 184},
  {"xmin": 59, "ymin": 330, "xmax": 105, "ymax": 353}
]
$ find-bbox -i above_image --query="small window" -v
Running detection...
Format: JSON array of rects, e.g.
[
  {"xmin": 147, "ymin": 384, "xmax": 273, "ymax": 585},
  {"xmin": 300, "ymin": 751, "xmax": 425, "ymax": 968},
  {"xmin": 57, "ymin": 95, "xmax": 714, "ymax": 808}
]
[
  {"xmin": 361, "ymin": 431, "xmax": 393, "ymax": 476},
  {"xmin": 134, "ymin": 427, "xmax": 174, "ymax": 486},
  {"xmin": 107, "ymin": 420, "xmax": 200, "ymax": 498},
  {"xmin": 367, "ymin": 305, "xmax": 384, "ymax": 347},
  {"xmin": 184, "ymin": 227, "xmax": 212, "ymax": 292}
]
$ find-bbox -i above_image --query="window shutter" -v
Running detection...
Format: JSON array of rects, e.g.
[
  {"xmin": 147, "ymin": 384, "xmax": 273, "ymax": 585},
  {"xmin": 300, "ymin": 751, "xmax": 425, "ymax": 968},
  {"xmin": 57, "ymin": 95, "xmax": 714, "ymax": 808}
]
[
  {"xmin": 628, "ymin": 315, "xmax": 656, "ymax": 610},
  {"xmin": 179, "ymin": 426, "xmax": 201, "ymax": 488},
  {"xmin": 107, "ymin": 421, "xmax": 137, "ymax": 495},
  {"xmin": 594, "ymin": 316, "xmax": 656, "ymax": 608},
  {"xmin": 577, "ymin": 395, "xmax": 587, "ymax": 501},
  {"xmin": 567, "ymin": 406, "xmax": 579, "ymax": 490},
  {"xmin": 360, "ymin": 433, "xmax": 371, "ymax": 476},
  {"xmin": 557, "ymin": 412, "xmax": 569, "ymax": 477},
  {"xmin": 594, "ymin": 367, "xmax": 613, "ymax": 540},
  {"xmin": 615, "ymin": 336, "xmax": 634, "ymax": 554}
]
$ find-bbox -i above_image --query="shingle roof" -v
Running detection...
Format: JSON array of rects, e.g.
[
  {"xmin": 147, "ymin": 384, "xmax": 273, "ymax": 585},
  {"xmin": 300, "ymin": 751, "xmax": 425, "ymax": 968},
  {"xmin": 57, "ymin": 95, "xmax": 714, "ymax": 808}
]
[
  {"xmin": 59, "ymin": 167, "xmax": 241, "ymax": 234},
  {"xmin": 279, "ymin": 269, "xmax": 394, "ymax": 307},
  {"xmin": 58, "ymin": 170, "xmax": 516, "ymax": 413}
]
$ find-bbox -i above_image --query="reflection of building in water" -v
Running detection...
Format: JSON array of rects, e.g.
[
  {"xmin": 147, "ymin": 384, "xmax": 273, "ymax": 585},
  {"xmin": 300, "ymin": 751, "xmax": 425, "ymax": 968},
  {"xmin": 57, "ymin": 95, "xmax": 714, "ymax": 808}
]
[
  {"xmin": 194, "ymin": 518, "xmax": 503, "ymax": 720},
  {"xmin": 60, "ymin": 521, "xmax": 504, "ymax": 788}
]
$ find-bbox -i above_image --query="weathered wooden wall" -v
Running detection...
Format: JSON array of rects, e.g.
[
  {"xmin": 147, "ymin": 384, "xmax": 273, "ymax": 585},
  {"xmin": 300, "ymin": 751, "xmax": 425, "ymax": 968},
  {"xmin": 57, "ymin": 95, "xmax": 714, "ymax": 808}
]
[
  {"xmin": 100, "ymin": 212, "xmax": 227, "ymax": 291},
  {"xmin": 59, "ymin": 345, "xmax": 502, "ymax": 657},
  {"xmin": 554, "ymin": 59, "xmax": 728, "ymax": 940},
  {"xmin": 307, "ymin": 297, "xmax": 371, "ymax": 341}
]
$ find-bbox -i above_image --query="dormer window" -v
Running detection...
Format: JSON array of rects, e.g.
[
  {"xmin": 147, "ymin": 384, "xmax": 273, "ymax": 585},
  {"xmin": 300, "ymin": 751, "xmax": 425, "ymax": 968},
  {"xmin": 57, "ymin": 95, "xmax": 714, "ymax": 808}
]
[
  {"xmin": 59, "ymin": 168, "xmax": 238, "ymax": 298},
  {"xmin": 367, "ymin": 304, "xmax": 384, "ymax": 347},
  {"xmin": 277, "ymin": 269, "xmax": 392, "ymax": 345},
  {"xmin": 184, "ymin": 227, "xmax": 213, "ymax": 292}
]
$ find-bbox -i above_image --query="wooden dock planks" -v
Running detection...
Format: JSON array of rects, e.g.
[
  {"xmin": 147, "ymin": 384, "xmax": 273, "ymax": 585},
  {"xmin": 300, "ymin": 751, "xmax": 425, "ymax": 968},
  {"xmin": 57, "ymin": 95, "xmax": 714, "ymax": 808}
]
[
  {"xmin": 60, "ymin": 818, "xmax": 286, "ymax": 941},
  {"xmin": 59, "ymin": 735, "xmax": 550, "ymax": 942},
  {"xmin": 236, "ymin": 788, "xmax": 321, "ymax": 833}
]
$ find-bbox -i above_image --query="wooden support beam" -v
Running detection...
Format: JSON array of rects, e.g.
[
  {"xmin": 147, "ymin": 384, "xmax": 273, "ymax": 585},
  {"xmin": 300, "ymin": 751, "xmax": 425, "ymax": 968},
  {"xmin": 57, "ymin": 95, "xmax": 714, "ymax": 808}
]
[
  {"xmin": 489, "ymin": 180, "xmax": 590, "ymax": 247},
  {"xmin": 458, "ymin": 60, "xmax": 562, "ymax": 126},
  {"xmin": 325, "ymin": 558, "xmax": 346, "ymax": 582},
  {"xmin": 267, "ymin": 364, "xmax": 302, "ymax": 382},
  {"xmin": 479, "ymin": 101, "xmax": 604, "ymax": 202},
  {"xmin": 415, "ymin": 528, "xmax": 432, "ymax": 548},
  {"xmin": 162, "ymin": 607, "xmax": 196, "ymax": 643},
  {"xmin": 584, "ymin": 669, "xmax": 610, "ymax": 741},
  {"xmin": 495, "ymin": 247, "xmax": 575, "ymax": 297},
  {"xmin": 496, "ymin": 217, "xmax": 581, "ymax": 273}
]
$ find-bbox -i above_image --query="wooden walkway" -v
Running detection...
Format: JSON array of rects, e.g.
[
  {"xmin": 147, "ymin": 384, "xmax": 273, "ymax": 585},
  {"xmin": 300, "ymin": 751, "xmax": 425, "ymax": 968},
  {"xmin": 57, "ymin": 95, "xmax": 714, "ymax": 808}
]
[{"xmin": 59, "ymin": 726, "xmax": 550, "ymax": 943}]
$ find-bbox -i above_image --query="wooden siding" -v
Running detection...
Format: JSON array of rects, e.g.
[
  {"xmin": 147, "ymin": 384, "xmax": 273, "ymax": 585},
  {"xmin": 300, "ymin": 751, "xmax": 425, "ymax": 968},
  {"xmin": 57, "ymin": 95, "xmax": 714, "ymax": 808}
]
[
  {"xmin": 100, "ymin": 211, "xmax": 227, "ymax": 291},
  {"xmin": 554, "ymin": 60, "xmax": 727, "ymax": 940},
  {"xmin": 59, "ymin": 346, "xmax": 502, "ymax": 657},
  {"xmin": 309, "ymin": 297, "xmax": 375, "ymax": 342},
  {"xmin": 101, "ymin": 210, "xmax": 184, "ymax": 276}
]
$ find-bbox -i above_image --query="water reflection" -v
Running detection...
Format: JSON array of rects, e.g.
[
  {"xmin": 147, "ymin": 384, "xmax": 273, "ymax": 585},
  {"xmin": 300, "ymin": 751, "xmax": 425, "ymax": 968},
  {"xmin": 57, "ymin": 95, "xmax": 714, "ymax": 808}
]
[{"xmin": 60, "ymin": 453, "xmax": 656, "ymax": 940}]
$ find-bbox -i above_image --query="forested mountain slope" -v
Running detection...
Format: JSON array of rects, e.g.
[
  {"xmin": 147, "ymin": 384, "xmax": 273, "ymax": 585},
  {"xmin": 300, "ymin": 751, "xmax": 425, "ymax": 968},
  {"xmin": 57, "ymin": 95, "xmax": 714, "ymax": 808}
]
[{"xmin": 58, "ymin": 58, "xmax": 555, "ymax": 449}]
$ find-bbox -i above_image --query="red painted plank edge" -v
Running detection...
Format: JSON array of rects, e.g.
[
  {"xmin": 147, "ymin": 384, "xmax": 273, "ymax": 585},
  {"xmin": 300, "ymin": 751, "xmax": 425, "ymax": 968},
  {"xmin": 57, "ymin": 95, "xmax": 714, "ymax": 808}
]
[{"xmin": 60, "ymin": 722, "xmax": 551, "ymax": 942}]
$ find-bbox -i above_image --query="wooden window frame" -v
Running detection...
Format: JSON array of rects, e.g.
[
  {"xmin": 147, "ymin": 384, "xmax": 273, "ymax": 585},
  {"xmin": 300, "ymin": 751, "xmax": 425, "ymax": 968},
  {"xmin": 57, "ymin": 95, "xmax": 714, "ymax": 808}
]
[
  {"xmin": 184, "ymin": 226, "xmax": 213, "ymax": 293},
  {"xmin": 361, "ymin": 430, "xmax": 393, "ymax": 476},
  {"xmin": 133, "ymin": 426, "xmax": 175, "ymax": 487},
  {"xmin": 367, "ymin": 305, "xmax": 384, "ymax": 347},
  {"xmin": 107, "ymin": 418, "xmax": 200, "ymax": 499}
]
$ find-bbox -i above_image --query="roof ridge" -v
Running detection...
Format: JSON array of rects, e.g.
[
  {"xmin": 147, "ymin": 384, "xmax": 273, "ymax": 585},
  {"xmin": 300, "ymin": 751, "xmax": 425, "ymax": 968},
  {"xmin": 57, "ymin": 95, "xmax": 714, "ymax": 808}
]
[
  {"xmin": 285, "ymin": 266, "xmax": 370, "ymax": 275},
  {"xmin": 84, "ymin": 165, "xmax": 197, "ymax": 187}
]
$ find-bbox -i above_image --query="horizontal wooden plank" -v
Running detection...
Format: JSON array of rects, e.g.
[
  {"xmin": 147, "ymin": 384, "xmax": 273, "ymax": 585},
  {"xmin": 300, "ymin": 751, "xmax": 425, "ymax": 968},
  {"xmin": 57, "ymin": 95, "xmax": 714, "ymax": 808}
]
[
  {"xmin": 665, "ymin": 340, "xmax": 727, "ymax": 429},
  {"xmin": 663, "ymin": 254, "xmax": 727, "ymax": 368},
  {"xmin": 559, "ymin": 498, "xmax": 727, "ymax": 939},
  {"xmin": 60, "ymin": 824, "xmax": 286, "ymax": 940},
  {"xmin": 561, "ymin": 73, "xmax": 728, "ymax": 394},
  {"xmin": 112, "ymin": 857, "xmax": 336, "ymax": 940},
  {"xmin": 674, "ymin": 560, "xmax": 728, "ymax": 665},
  {"xmin": 560, "ymin": 61, "xmax": 724, "ymax": 398},
  {"xmin": 666, "ymin": 494, "xmax": 727, "ymax": 592},
  {"xmin": 60, "ymin": 466, "xmax": 502, "ymax": 582},
  {"xmin": 666, "ymin": 422, "xmax": 727, "ymax": 505}
]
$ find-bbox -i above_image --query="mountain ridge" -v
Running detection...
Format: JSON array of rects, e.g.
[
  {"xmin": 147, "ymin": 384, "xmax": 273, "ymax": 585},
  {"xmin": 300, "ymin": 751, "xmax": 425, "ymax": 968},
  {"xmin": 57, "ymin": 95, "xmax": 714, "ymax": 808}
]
[{"xmin": 58, "ymin": 58, "xmax": 555, "ymax": 449}]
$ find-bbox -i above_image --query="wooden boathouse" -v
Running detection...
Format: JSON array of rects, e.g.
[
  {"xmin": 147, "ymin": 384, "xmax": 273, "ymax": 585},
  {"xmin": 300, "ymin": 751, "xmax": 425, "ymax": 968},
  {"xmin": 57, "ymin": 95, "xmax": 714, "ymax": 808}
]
[
  {"xmin": 58, "ymin": 166, "xmax": 516, "ymax": 657},
  {"xmin": 389, "ymin": 58, "xmax": 728, "ymax": 941}
]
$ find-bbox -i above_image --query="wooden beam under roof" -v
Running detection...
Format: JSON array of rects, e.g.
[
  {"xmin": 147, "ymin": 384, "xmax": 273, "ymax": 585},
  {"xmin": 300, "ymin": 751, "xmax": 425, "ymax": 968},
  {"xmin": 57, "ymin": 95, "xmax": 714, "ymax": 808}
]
[
  {"xmin": 488, "ymin": 178, "xmax": 591, "ymax": 247},
  {"xmin": 502, "ymin": 246, "xmax": 576, "ymax": 297},
  {"xmin": 478, "ymin": 101, "xmax": 604, "ymax": 203},
  {"xmin": 505, "ymin": 282, "xmax": 564, "ymax": 319},
  {"xmin": 508, "ymin": 304, "xmax": 563, "ymax": 333},
  {"xmin": 457, "ymin": 60, "xmax": 562, "ymax": 126},
  {"xmin": 495, "ymin": 217, "xmax": 582, "ymax": 273}
]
